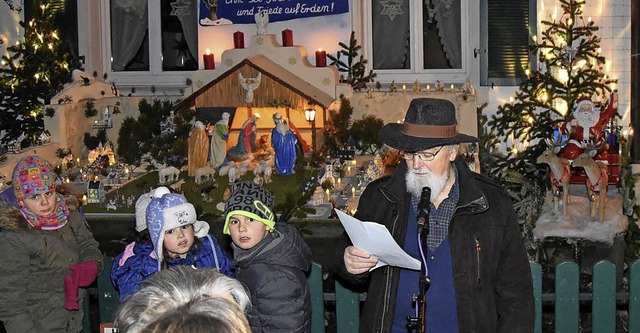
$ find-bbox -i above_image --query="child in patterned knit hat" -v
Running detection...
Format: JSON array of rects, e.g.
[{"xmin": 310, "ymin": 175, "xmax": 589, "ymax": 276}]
[
  {"xmin": 111, "ymin": 188, "xmax": 234, "ymax": 300},
  {"xmin": 0, "ymin": 155, "xmax": 103, "ymax": 332},
  {"xmin": 223, "ymin": 181, "xmax": 312, "ymax": 332}
]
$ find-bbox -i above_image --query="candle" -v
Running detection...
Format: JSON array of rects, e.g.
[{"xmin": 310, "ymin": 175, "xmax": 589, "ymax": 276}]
[
  {"xmin": 352, "ymin": 187, "xmax": 355, "ymax": 198},
  {"xmin": 450, "ymin": 84, "xmax": 455, "ymax": 92},
  {"xmin": 426, "ymin": 84, "xmax": 430, "ymax": 91},
  {"xmin": 402, "ymin": 84, "xmax": 406, "ymax": 92},
  {"xmin": 325, "ymin": 189, "xmax": 330, "ymax": 201},
  {"xmin": 203, "ymin": 49, "xmax": 215, "ymax": 70},
  {"xmin": 315, "ymin": 49, "xmax": 327, "ymax": 67},
  {"xmin": 233, "ymin": 31, "xmax": 245, "ymax": 48},
  {"xmin": 282, "ymin": 29, "xmax": 293, "ymax": 47}
]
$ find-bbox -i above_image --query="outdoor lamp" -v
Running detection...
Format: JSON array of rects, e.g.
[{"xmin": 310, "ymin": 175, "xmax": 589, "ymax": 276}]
[{"xmin": 305, "ymin": 108, "xmax": 316, "ymax": 122}]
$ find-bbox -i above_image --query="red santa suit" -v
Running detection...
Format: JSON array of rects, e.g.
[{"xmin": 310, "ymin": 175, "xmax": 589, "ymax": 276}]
[{"xmin": 559, "ymin": 93, "xmax": 617, "ymax": 161}]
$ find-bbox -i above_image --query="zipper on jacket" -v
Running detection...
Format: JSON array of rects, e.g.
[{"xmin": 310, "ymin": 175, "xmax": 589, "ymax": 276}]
[
  {"xmin": 380, "ymin": 209, "xmax": 400, "ymax": 330},
  {"xmin": 474, "ymin": 234, "xmax": 481, "ymax": 284},
  {"xmin": 378, "ymin": 187, "xmax": 402, "ymax": 331}
]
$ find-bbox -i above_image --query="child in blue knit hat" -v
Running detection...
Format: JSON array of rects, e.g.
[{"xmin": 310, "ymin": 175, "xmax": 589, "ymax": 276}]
[
  {"xmin": 112, "ymin": 188, "xmax": 234, "ymax": 300},
  {"xmin": 224, "ymin": 181, "xmax": 312, "ymax": 332}
]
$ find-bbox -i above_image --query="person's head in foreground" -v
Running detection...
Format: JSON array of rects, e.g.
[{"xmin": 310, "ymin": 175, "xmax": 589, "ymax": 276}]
[
  {"xmin": 114, "ymin": 266, "xmax": 250, "ymax": 333},
  {"xmin": 378, "ymin": 98, "xmax": 477, "ymax": 201},
  {"xmin": 223, "ymin": 181, "xmax": 275, "ymax": 249},
  {"xmin": 139, "ymin": 296, "xmax": 250, "ymax": 333},
  {"xmin": 12, "ymin": 155, "xmax": 69, "ymax": 230}
]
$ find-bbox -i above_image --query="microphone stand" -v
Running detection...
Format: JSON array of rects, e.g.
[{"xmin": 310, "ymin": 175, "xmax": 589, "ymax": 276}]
[{"xmin": 407, "ymin": 187, "xmax": 431, "ymax": 333}]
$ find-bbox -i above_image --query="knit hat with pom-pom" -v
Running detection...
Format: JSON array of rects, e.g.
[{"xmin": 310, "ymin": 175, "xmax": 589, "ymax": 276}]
[{"xmin": 146, "ymin": 191, "xmax": 209, "ymax": 266}]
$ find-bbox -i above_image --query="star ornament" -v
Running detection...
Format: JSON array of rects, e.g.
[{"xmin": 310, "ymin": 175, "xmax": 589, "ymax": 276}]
[
  {"xmin": 170, "ymin": 0, "xmax": 191, "ymax": 20},
  {"xmin": 380, "ymin": 0, "xmax": 404, "ymax": 21}
]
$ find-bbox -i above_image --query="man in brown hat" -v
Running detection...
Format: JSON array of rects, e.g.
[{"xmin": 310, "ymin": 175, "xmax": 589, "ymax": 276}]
[{"xmin": 334, "ymin": 98, "xmax": 533, "ymax": 332}]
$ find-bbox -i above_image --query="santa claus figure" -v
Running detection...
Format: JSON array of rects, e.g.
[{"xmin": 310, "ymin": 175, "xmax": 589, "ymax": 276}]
[{"xmin": 558, "ymin": 93, "xmax": 617, "ymax": 161}]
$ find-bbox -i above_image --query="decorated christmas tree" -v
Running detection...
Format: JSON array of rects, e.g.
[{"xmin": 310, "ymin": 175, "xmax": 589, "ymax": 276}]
[
  {"xmin": 484, "ymin": 0, "xmax": 617, "ymax": 193},
  {"xmin": 0, "ymin": 2, "xmax": 79, "ymax": 146}
]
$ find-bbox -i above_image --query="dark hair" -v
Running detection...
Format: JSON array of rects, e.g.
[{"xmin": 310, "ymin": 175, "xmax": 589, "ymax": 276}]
[{"xmin": 134, "ymin": 229, "xmax": 152, "ymax": 244}]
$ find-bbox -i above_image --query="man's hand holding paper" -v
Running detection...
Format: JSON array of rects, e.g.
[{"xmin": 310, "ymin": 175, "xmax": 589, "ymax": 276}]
[
  {"xmin": 344, "ymin": 246, "xmax": 379, "ymax": 274},
  {"xmin": 336, "ymin": 210, "xmax": 421, "ymax": 272}
]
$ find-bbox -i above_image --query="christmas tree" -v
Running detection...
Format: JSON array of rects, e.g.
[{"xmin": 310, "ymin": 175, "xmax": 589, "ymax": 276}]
[
  {"xmin": 484, "ymin": 0, "xmax": 617, "ymax": 192},
  {"xmin": 0, "ymin": 2, "xmax": 79, "ymax": 146}
]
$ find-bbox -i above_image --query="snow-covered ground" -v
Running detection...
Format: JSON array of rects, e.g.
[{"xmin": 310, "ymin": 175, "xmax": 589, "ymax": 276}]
[{"xmin": 533, "ymin": 186, "xmax": 628, "ymax": 245}]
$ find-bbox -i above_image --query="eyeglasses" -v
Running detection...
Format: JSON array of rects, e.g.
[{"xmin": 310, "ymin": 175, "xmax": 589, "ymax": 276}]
[{"xmin": 401, "ymin": 146, "xmax": 444, "ymax": 162}]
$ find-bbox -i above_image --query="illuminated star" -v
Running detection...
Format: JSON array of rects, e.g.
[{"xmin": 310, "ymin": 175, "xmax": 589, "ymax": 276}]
[
  {"xmin": 288, "ymin": 57, "xmax": 297, "ymax": 65},
  {"xmin": 170, "ymin": 0, "xmax": 191, "ymax": 20},
  {"xmin": 322, "ymin": 77, "xmax": 332, "ymax": 86},
  {"xmin": 380, "ymin": 0, "xmax": 404, "ymax": 21}
]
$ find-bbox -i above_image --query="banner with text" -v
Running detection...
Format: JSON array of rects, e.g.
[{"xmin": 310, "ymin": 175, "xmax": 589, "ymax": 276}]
[{"xmin": 199, "ymin": 0, "xmax": 349, "ymax": 26}]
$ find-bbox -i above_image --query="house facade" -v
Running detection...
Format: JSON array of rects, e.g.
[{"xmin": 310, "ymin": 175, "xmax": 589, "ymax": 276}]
[{"xmin": 0, "ymin": 0, "xmax": 633, "ymax": 139}]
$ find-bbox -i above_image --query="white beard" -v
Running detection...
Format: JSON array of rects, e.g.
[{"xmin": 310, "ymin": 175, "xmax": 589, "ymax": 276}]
[
  {"xmin": 405, "ymin": 167, "xmax": 449, "ymax": 202},
  {"xmin": 573, "ymin": 109, "xmax": 600, "ymax": 139}
]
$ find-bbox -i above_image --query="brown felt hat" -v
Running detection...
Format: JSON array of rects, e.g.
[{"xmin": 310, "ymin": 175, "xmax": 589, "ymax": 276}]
[{"xmin": 378, "ymin": 98, "xmax": 477, "ymax": 152}]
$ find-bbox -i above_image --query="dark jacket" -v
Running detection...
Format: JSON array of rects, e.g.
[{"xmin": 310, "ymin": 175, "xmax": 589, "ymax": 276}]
[
  {"xmin": 334, "ymin": 158, "xmax": 534, "ymax": 333},
  {"xmin": 0, "ymin": 200, "xmax": 103, "ymax": 333},
  {"xmin": 111, "ymin": 234, "xmax": 235, "ymax": 300},
  {"xmin": 233, "ymin": 222, "xmax": 312, "ymax": 333}
]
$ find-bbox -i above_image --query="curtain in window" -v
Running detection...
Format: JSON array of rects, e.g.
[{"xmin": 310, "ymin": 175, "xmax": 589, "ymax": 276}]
[
  {"xmin": 425, "ymin": 0, "xmax": 461, "ymax": 68},
  {"xmin": 173, "ymin": 0, "xmax": 198, "ymax": 61},
  {"xmin": 111, "ymin": 0, "xmax": 148, "ymax": 71},
  {"xmin": 372, "ymin": 0, "xmax": 411, "ymax": 69}
]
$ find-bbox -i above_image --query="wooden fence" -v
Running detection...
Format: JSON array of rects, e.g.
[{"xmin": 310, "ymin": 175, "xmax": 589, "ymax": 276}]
[{"xmin": 93, "ymin": 258, "xmax": 640, "ymax": 333}]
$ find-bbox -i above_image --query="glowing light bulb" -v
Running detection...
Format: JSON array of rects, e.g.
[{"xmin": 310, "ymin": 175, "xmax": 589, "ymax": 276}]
[{"xmin": 567, "ymin": 18, "xmax": 573, "ymax": 25}]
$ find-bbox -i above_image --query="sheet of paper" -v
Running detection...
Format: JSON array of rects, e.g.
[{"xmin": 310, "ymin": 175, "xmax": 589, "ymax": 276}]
[{"xmin": 336, "ymin": 210, "xmax": 421, "ymax": 271}]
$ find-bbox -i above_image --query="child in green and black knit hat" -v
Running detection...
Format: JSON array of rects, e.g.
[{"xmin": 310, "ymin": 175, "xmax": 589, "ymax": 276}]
[{"xmin": 223, "ymin": 181, "xmax": 312, "ymax": 333}]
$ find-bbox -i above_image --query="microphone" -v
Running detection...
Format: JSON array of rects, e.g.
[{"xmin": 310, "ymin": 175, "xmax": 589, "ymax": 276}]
[{"xmin": 417, "ymin": 187, "xmax": 431, "ymax": 235}]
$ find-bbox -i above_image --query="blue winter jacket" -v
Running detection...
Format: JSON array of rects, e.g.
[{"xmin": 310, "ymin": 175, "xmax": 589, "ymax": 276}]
[{"xmin": 111, "ymin": 234, "xmax": 234, "ymax": 300}]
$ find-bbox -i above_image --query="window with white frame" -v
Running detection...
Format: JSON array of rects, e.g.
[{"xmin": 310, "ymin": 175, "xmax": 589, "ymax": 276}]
[
  {"xmin": 366, "ymin": 0, "xmax": 465, "ymax": 77},
  {"xmin": 108, "ymin": 0, "xmax": 197, "ymax": 73}
]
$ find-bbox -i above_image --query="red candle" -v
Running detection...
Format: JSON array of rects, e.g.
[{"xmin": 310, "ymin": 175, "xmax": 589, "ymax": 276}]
[
  {"xmin": 315, "ymin": 49, "xmax": 327, "ymax": 67},
  {"xmin": 233, "ymin": 31, "xmax": 245, "ymax": 49},
  {"xmin": 282, "ymin": 29, "xmax": 293, "ymax": 47},
  {"xmin": 203, "ymin": 49, "xmax": 215, "ymax": 70}
]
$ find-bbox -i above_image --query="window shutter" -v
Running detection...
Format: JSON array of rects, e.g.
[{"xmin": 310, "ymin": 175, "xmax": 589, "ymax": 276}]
[{"xmin": 480, "ymin": 0, "xmax": 536, "ymax": 86}]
